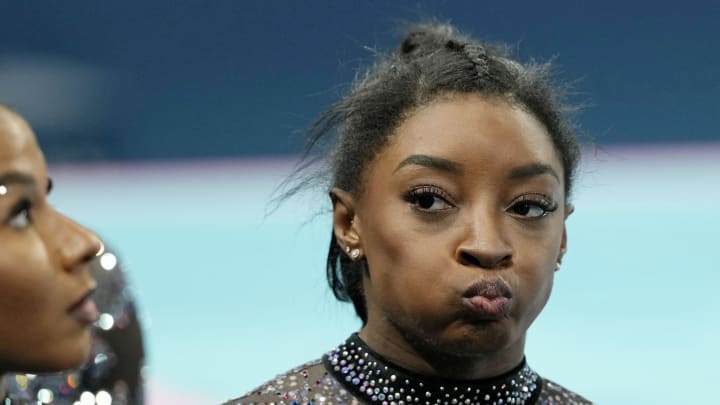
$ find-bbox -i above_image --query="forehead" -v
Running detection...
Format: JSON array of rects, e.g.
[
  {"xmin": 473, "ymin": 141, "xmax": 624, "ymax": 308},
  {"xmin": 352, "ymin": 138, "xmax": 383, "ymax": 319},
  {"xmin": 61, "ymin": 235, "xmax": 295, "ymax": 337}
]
[
  {"xmin": 0, "ymin": 110, "xmax": 46, "ymax": 181},
  {"xmin": 378, "ymin": 94, "xmax": 563, "ymax": 177}
]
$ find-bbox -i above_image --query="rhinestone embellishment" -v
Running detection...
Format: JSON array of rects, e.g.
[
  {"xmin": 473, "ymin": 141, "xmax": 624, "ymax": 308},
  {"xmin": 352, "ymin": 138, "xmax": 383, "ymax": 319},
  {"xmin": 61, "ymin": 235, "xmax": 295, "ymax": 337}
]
[{"xmin": 323, "ymin": 335, "xmax": 540, "ymax": 405}]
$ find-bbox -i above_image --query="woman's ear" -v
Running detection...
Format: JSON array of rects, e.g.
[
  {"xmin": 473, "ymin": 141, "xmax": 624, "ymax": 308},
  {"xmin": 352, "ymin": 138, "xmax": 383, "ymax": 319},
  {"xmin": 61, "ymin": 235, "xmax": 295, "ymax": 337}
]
[
  {"xmin": 330, "ymin": 188, "xmax": 361, "ymax": 250},
  {"xmin": 557, "ymin": 203, "xmax": 574, "ymax": 269},
  {"xmin": 564, "ymin": 203, "xmax": 575, "ymax": 220}
]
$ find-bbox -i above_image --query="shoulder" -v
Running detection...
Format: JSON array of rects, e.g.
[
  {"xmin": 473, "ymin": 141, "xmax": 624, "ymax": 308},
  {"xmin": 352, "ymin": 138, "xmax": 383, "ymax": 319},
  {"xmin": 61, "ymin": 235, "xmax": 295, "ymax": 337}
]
[
  {"xmin": 222, "ymin": 358, "xmax": 361, "ymax": 405},
  {"xmin": 537, "ymin": 377, "xmax": 596, "ymax": 405}
]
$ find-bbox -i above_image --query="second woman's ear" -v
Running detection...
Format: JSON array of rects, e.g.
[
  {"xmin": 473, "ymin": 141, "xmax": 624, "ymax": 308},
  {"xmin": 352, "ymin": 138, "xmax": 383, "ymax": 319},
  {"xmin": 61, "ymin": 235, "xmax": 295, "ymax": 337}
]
[{"xmin": 330, "ymin": 188, "xmax": 361, "ymax": 248}]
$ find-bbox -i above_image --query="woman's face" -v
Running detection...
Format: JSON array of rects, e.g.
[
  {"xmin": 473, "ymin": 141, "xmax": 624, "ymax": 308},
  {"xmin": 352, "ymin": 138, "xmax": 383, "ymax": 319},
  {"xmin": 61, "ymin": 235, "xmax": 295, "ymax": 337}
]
[
  {"xmin": 341, "ymin": 94, "xmax": 570, "ymax": 361},
  {"xmin": 0, "ymin": 108, "xmax": 101, "ymax": 372}
]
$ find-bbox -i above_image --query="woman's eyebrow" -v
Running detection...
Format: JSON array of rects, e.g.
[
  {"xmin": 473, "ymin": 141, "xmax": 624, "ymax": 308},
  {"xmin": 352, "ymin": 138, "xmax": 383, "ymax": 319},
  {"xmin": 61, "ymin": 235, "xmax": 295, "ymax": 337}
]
[
  {"xmin": 0, "ymin": 171, "xmax": 36, "ymax": 188},
  {"xmin": 508, "ymin": 163, "xmax": 559, "ymax": 182},
  {"xmin": 394, "ymin": 154, "xmax": 464, "ymax": 174}
]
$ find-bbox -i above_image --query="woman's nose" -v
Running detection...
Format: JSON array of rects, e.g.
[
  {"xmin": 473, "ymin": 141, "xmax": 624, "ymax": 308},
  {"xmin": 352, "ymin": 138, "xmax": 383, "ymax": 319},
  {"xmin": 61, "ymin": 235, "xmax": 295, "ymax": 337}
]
[
  {"xmin": 58, "ymin": 213, "xmax": 102, "ymax": 272},
  {"xmin": 455, "ymin": 214, "xmax": 512, "ymax": 270}
]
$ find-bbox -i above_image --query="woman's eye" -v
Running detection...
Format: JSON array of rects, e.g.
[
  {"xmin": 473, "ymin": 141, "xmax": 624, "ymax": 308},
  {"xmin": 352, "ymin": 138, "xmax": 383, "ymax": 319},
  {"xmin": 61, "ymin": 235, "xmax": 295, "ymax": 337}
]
[
  {"xmin": 405, "ymin": 187, "xmax": 454, "ymax": 211},
  {"xmin": 508, "ymin": 197, "xmax": 557, "ymax": 219},
  {"xmin": 510, "ymin": 202, "xmax": 547, "ymax": 218},
  {"xmin": 8, "ymin": 201, "xmax": 32, "ymax": 229}
]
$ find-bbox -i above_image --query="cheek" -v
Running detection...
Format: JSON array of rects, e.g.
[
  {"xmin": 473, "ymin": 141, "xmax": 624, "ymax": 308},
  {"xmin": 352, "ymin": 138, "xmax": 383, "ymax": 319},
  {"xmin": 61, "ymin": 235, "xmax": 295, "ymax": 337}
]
[
  {"xmin": 0, "ymin": 238, "xmax": 56, "ymax": 331},
  {"xmin": 511, "ymin": 221, "xmax": 563, "ymax": 320},
  {"xmin": 362, "ymin": 211, "xmax": 454, "ymax": 317},
  {"xmin": 0, "ymin": 238, "xmax": 87, "ymax": 371},
  {"xmin": 364, "ymin": 221, "xmax": 420, "ymax": 291},
  {"xmin": 516, "ymin": 266, "xmax": 554, "ymax": 318}
]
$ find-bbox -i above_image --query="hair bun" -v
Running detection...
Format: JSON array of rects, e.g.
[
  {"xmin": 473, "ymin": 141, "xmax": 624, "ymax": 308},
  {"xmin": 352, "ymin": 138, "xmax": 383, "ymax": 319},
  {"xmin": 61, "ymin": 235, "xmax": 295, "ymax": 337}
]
[{"xmin": 398, "ymin": 24, "xmax": 457, "ymax": 59}]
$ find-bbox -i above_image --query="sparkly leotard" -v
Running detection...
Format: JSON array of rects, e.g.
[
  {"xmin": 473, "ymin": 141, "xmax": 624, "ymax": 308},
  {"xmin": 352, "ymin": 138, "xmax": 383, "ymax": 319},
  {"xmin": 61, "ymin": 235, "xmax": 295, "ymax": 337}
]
[{"xmin": 227, "ymin": 334, "xmax": 594, "ymax": 405}]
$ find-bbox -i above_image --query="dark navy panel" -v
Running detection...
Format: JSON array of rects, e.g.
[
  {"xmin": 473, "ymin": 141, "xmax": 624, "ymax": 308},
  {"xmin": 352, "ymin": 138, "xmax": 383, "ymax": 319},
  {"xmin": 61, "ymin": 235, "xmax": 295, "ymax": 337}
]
[{"xmin": 1, "ymin": 1, "xmax": 718, "ymax": 161}]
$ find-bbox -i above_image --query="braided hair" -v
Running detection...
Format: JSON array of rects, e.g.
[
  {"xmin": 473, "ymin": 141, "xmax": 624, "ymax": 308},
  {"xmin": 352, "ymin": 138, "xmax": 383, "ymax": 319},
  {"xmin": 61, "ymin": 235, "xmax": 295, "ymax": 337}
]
[{"xmin": 291, "ymin": 22, "xmax": 581, "ymax": 324}]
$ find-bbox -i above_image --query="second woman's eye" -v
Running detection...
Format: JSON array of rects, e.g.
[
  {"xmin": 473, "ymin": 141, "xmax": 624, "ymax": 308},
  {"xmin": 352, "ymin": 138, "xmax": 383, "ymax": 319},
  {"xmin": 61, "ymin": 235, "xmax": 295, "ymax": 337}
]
[
  {"xmin": 404, "ymin": 186, "xmax": 454, "ymax": 212},
  {"xmin": 8, "ymin": 199, "xmax": 32, "ymax": 229}
]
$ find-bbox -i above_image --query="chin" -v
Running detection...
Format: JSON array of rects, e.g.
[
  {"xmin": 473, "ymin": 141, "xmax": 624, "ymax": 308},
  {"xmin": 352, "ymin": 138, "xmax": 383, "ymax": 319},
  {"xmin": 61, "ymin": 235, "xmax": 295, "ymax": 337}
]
[
  {"xmin": 0, "ymin": 330, "xmax": 91, "ymax": 373},
  {"xmin": 1, "ymin": 354, "xmax": 85, "ymax": 374},
  {"xmin": 39, "ymin": 333, "xmax": 93, "ymax": 372},
  {"xmin": 435, "ymin": 321, "xmax": 518, "ymax": 357},
  {"xmin": 0, "ymin": 338, "xmax": 90, "ymax": 373}
]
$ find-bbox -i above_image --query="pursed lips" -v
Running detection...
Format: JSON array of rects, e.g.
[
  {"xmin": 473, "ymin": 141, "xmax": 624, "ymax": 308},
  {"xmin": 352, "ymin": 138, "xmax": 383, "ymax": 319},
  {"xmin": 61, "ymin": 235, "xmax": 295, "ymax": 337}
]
[{"xmin": 461, "ymin": 278, "xmax": 513, "ymax": 320}]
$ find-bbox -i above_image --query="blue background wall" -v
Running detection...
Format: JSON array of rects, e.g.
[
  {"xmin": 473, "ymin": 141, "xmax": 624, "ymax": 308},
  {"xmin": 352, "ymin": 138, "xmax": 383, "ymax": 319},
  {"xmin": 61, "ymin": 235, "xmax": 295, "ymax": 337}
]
[
  {"xmin": 3, "ymin": 0, "xmax": 720, "ymax": 160},
  {"xmin": 2, "ymin": 1, "xmax": 719, "ymax": 404}
]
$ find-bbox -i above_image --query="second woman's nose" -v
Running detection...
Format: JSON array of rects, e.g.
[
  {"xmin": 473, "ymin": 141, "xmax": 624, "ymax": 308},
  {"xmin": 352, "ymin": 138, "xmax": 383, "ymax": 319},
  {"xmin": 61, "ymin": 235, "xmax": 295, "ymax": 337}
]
[{"xmin": 57, "ymin": 212, "xmax": 103, "ymax": 272}]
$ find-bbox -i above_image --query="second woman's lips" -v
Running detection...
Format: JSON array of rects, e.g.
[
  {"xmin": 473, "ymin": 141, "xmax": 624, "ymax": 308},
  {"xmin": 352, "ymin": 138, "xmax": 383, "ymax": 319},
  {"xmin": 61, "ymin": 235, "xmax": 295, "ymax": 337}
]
[
  {"xmin": 68, "ymin": 289, "xmax": 99, "ymax": 324},
  {"xmin": 462, "ymin": 279, "xmax": 512, "ymax": 320}
]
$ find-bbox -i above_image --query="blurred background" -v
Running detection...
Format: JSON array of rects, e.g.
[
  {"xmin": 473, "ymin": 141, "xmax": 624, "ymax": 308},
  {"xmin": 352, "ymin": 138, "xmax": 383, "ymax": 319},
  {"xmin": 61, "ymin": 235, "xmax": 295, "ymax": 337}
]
[{"xmin": 2, "ymin": 1, "xmax": 718, "ymax": 404}]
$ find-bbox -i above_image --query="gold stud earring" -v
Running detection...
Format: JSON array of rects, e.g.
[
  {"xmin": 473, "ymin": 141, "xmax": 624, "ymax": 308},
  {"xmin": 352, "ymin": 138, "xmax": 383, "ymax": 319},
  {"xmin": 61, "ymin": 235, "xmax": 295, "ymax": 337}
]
[
  {"xmin": 555, "ymin": 261, "xmax": 561, "ymax": 271},
  {"xmin": 344, "ymin": 245, "xmax": 351, "ymax": 254},
  {"xmin": 350, "ymin": 248, "xmax": 361, "ymax": 260}
]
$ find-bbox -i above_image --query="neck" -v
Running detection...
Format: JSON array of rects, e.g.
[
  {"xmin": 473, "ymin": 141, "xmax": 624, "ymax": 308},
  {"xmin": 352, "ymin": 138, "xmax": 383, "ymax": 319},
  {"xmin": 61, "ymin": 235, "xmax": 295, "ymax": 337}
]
[
  {"xmin": 359, "ymin": 321, "xmax": 525, "ymax": 380},
  {"xmin": 324, "ymin": 334, "xmax": 541, "ymax": 405}
]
